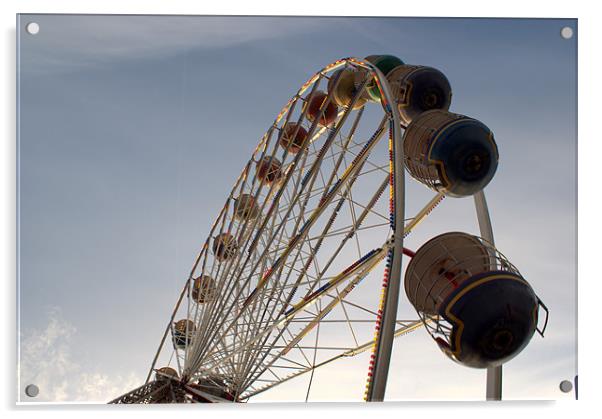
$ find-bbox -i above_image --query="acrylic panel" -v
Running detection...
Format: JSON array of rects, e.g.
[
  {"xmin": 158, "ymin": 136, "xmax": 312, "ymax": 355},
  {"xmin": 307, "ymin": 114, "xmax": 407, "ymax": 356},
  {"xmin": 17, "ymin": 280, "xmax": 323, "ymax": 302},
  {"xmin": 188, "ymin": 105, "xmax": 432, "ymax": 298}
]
[{"xmin": 16, "ymin": 14, "xmax": 577, "ymax": 403}]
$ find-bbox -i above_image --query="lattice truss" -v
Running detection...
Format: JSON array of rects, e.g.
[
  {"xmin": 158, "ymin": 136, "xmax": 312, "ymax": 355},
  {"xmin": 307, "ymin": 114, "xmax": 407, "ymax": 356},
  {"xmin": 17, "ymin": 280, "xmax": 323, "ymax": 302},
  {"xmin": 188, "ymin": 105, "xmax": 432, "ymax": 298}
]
[
  {"xmin": 149, "ymin": 58, "xmax": 444, "ymax": 401},
  {"xmin": 110, "ymin": 381, "xmax": 186, "ymax": 404}
]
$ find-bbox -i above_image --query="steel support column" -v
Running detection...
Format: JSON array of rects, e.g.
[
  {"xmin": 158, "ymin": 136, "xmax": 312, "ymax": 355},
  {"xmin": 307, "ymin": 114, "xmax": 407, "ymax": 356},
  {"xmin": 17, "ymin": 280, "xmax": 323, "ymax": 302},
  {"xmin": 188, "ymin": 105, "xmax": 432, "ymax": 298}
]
[{"xmin": 474, "ymin": 190, "xmax": 502, "ymax": 401}]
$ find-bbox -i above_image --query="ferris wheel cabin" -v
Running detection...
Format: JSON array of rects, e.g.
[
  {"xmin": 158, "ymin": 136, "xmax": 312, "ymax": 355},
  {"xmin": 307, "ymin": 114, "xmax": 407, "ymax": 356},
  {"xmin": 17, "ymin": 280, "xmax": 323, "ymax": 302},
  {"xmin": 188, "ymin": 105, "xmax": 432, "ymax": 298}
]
[{"xmin": 404, "ymin": 232, "xmax": 542, "ymax": 368}]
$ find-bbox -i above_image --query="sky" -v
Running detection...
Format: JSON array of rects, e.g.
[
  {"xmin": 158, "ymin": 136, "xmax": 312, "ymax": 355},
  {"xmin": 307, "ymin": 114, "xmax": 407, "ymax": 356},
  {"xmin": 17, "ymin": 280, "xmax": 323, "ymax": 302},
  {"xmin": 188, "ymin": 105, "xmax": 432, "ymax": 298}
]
[{"xmin": 16, "ymin": 15, "xmax": 577, "ymax": 402}]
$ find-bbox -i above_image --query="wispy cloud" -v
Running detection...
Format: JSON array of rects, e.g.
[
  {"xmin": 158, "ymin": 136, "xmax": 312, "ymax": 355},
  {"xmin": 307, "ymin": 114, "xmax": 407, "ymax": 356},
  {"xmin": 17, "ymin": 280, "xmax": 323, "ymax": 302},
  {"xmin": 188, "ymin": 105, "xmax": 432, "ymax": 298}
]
[
  {"xmin": 18, "ymin": 308, "xmax": 142, "ymax": 402},
  {"xmin": 19, "ymin": 15, "xmax": 327, "ymax": 75}
]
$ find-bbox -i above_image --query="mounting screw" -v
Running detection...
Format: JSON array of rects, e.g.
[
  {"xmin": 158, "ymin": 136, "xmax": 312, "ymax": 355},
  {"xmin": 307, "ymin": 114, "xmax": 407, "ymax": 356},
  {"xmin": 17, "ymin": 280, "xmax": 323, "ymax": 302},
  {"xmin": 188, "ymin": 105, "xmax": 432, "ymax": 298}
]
[
  {"xmin": 26, "ymin": 22, "xmax": 40, "ymax": 35},
  {"xmin": 25, "ymin": 384, "xmax": 39, "ymax": 397},
  {"xmin": 560, "ymin": 27, "xmax": 574, "ymax": 40},
  {"xmin": 559, "ymin": 380, "xmax": 573, "ymax": 393}
]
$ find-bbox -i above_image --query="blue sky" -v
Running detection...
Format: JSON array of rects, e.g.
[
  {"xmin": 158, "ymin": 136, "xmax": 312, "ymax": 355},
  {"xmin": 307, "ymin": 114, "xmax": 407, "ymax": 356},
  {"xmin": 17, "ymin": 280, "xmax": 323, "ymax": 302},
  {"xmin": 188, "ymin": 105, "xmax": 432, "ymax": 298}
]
[{"xmin": 17, "ymin": 15, "xmax": 576, "ymax": 402}]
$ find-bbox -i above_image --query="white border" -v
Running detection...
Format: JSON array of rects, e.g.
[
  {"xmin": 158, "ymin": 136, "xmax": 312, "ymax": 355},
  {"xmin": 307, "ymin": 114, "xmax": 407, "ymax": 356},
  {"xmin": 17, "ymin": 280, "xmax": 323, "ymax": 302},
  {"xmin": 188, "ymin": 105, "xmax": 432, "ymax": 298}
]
[{"xmin": 2, "ymin": 1, "xmax": 597, "ymax": 419}]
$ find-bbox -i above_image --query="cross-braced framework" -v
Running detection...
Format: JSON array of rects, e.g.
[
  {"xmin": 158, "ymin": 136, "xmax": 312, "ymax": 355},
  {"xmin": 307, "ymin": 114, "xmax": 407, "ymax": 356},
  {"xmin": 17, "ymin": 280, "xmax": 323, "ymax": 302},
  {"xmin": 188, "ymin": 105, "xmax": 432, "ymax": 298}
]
[{"xmin": 111, "ymin": 57, "xmax": 451, "ymax": 404}]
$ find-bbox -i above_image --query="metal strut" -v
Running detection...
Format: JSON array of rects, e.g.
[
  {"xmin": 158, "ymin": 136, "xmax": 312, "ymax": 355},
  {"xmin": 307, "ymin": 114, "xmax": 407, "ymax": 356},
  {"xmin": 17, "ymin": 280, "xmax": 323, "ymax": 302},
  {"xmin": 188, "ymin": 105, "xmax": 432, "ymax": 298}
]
[
  {"xmin": 474, "ymin": 190, "xmax": 502, "ymax": 401},
  {"xmin": 362, "ymin": 63, "xmax": 406, "ymax": 402}
]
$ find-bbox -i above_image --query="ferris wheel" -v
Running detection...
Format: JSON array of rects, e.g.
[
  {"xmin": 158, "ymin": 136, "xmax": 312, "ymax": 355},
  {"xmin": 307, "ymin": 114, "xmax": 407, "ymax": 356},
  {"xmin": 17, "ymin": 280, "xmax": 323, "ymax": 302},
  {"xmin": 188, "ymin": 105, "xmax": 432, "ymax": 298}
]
[{"xmin": 110, "ymin": 55, "xmax": 548, "ymax": 404}]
